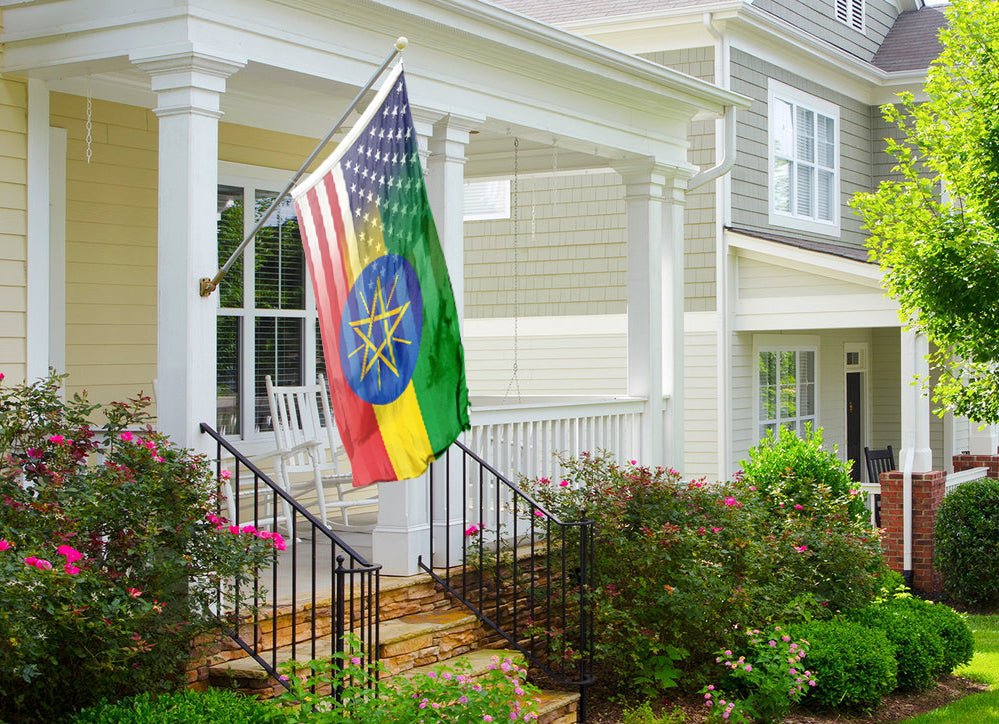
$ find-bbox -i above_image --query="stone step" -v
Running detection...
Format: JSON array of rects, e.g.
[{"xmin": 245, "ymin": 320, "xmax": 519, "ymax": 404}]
[
  {"xmin": 536, "ymin": 689, "xmax": 581, "ymax": 724},
  {"xmin": 394, "ymin": 647, "xmax": 526, "ymax": 680},
  {"xmin": 207, "ymin": 609, "xmax": 484, "ymax": 695}
]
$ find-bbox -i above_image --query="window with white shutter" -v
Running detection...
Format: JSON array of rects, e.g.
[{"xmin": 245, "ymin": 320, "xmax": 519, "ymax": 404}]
[{"xmin": 768, "ymin": 80, "xmax": 840, "ymax": 235}]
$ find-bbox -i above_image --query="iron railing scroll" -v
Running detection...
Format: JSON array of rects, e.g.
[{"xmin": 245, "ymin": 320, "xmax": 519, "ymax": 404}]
[
  {"xmin": 200, "ymin": 423, "xmax": 381, "ymax": 695},
  {"xmin": 420, "ymin": 440, "xmax": 594, "ymax": 720}
]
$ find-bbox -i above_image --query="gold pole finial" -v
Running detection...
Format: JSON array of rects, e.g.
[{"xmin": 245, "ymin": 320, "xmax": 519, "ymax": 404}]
[{"xmin": 395, "ymin": 36, "xmax": 408, "ymax": 51}]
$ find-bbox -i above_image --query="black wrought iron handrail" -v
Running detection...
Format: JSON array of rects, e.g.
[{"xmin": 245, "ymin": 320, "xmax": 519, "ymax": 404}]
[
  {"xmin": 420, "ymin": 439, "xmax": 594, "ymax": 720},
  {"xmin": 200, "ymin": 423, "xmax": 381, "ymax": 693}
]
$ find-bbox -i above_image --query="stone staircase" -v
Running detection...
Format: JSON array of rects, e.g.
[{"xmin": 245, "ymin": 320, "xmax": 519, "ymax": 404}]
[{"xmin": 200, "ymin": 572, "xmax": 581, "ymax": 723}]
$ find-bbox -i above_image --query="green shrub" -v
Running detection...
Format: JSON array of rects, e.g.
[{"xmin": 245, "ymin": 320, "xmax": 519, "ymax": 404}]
[
  {"xmin": 848, "ymin": 598, "xmax": 947, "ymax": 691},
  {"xmin": 0, "ymin": 375, "xmax": 276, "ymax": 722},
  {"xmin": 519, "ymin": 439, "xmax": 885, "ymax": 695},
  {"xmin": 791, "ymin": 619, "xmax": 896, "ymax": 711},
  {"xmin": 73, "ymin": 690, "xmax": 281, "ymax": 723},
  {"xmin": 935, "ymin": 478, "xmax": 999, "ymax": 606},
  {"xmin": 907, "ymin": 599, "xmax": 974, "ymax": 675},
  {"xmin": 740, "ymin": 425, "xmax": 868, "ymax": 522}
]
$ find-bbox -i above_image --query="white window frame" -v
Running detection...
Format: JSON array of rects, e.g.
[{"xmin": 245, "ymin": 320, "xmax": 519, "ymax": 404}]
[
  {"xmin": 767, "ymin": 80, "xmax": 841, "ymax": 237},
  {"xmin": 753, "ymin": 334, "xmax": 820, "ymax": 442},
  {"xmin": 835, "ymin": 0, "xmax": 866, "ymax": 33},
  {"xmin": 464, "ymin": 178, "xmax": 511, "ymax": 221},
  {"xmin": 217, "ymin": 161, "xmax": 320, "ymax": 453}
]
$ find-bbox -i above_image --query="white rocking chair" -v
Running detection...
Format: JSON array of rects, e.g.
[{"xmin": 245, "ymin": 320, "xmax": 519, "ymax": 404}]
[{"xmin": 265, "ymin": 374, "xmax": 377, "ymax": 529}]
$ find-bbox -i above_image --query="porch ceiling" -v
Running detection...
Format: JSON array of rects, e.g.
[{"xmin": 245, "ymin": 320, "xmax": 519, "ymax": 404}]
[{"xmin": 0, "ymin": 0, "xmax": 748, "ymax": 170}]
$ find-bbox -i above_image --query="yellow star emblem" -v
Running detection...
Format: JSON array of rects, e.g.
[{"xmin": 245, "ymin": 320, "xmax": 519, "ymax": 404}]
[{"xmin": 346, "ymin": 273, "xmax": 412, "ymax": 390}]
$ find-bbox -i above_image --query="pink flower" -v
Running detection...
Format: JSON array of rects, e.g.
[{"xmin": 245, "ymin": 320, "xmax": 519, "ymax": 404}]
[
  {"xmin": 724, "ymin": 496, "xmax": 738, "ymax": 507},
  {"xmin": 558, "ymin": 479, "xmax": 569, "ymax": 487},
  {"xmin": 483, "ymin": 716, "xmax": 494, "ymax": 722},
  {"xmin": 64, "ymin": 564, "xmax": 81, "ymax": 575},
  {"xmin": 26, "ymin": 448, "xmax": 42, "ymax": 459},
  {"xmin": 0, "ymin": 372, "xmax": 5, "ymax": 381},
  {"xmin": 240, "ymin": 525, "xmax": 257, "ymax": 535},
  {"xmin": 711, "ymin": 526, "xmax": 723, "ymax": 534},
  {"xmin": 794, "ymin": 503, "xmax": 804, "ymax": 510},
  {"xmin": 119, "ymin": 431, "xmax": 134, "ymax": 442},
  {"xmin": 0, "ymin": 540, "xmax": 11, "ymax": 551},
  {"xmin": 745, "ymin": 664, "xmax": 752, "ymax": 672},
  {"xmin": 748, "ymin": 485, "xmax": 757, "ymax": 491},
  {"xmin": 220, "ymin": 469, "xmax": 232, "ymax": 480},
  {"xmin": 256, "ymin": 530, "xmax": 273, "ymax": 540},
  {"xmin": 153, "ymin": 456, "xmax": 164, "ymax": 463},
  {"xmin": 57, "ymin": 545, "xmax": 83, "ymax": 563},
  {"xmin": 272, "ymin": 534, "xmax": 287, "ymax": 551},
  {"xmin": 31, "ymin": 558, "xmax": 52, "ymax": 570},
  {"xmin": 48, "ymin": 435, "xmax": 65, "ymax": 445},
  {"xmin": 534, "ymin": 509, "xmax": 544, "ymax": 518},
  {"xmin": 628, "ymin": 459, "xmax": 637, "ymax": 466},
  {"xmin": 127, "ymin": 587, "xmax": 143, "ymax": 598},
  {"xmin": 23, "ymin": 556, "xmax": 38, "ymax": 566},
  {"xmin": 351, "ymin": 656, "xmax": 361, "ymax": 666},
  {"xmin": 464, "ymin": 523, "xmax": 480, "ymax": 536},
  {"xmin": 228, "ymin": 525, "xmax": 240, "ymax": 535},
  {"xmin": 794, "ymin": 544, "xmax": 808, "ymax": 552}
]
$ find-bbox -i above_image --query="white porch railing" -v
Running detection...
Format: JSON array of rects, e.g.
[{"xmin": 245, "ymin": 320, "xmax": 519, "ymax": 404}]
[
  {"xmin": 467, "ymin": 396, "xmax": 646, "ymax": 485},
  {"xmin": 946, "ymin": 466, "xmax": 988, "ymax": 494}
]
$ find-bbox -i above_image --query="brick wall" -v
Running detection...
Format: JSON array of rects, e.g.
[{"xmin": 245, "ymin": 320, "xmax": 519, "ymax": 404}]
[
  {"xmin": 952, "ymin": 453, "xmax": 999, "ymax": 478},
  {"xmin": 879, "ymin": 469, "xmax": 946, "ymax": 594}
]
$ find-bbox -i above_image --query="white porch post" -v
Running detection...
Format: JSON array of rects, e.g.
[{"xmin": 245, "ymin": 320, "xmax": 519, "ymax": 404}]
[
  {"xmin": 132, "ymin": 49, "xmax": 244, "ymax": 450},
  {"xmin": 618, "ymin": 161, "xmax": 688, "ymax": 468},
  {"xmin": 899, "ymin": 328, "xmax": 932, "ymax": 583},
  {"xmin": 969, "ymin": 422, "xmax": 999, "ymax": 455},
  {"xmin": 26, "ymin": 78, "xmax": 50, "ymax": 382},
  {"xmin": 427, "ymin": 113, "xmax": 478, "ymax": 567}
]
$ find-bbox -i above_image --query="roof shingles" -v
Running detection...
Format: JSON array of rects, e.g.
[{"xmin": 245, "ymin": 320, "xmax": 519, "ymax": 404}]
[{"xmin": 872, "ymin": 7, "xmax": 947, "ymax": 72}]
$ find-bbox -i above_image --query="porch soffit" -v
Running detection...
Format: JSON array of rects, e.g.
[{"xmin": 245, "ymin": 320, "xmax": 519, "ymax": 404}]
[{"xmin": 0, "ymin": 0, "xmax": 748, "ymax": 168}]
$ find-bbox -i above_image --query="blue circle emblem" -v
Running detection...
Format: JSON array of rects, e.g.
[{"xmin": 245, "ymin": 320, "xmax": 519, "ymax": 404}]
[{"xmin": 339, "ymin": 254, "xmax": 423, "ymax": 404}]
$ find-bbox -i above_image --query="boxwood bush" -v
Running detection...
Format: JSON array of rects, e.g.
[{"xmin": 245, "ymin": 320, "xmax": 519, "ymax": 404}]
[
  {"xmin": 909, "ymin": 599, "xmax": 974, "ymax": 675},
  {"xmin": 935, "ymin": 478, "xmax": 999, "ymax": 606},
  {"xmin": 848, "ymin": 597, "xmax": 947, "ymax": 691},
  {"xmin": 73, "ymin": 690, "xmax": 281, "ymax": 723},
  {"xmin": 790, "ymin": 619, "xmax": 896, "ymax": 711}
]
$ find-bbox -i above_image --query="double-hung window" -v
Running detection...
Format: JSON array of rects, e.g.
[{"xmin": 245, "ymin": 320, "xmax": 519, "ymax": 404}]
[
  {"xmin": 757, "ymin": 346, "xmax": 817, "ymax": 440},
  {"xmin": 216, "ymin": 165, "xmax": 325, "ymax": 441},
  {"xmin": 768, "ymin": 80, "xmax": 839, "ymax": 235}
]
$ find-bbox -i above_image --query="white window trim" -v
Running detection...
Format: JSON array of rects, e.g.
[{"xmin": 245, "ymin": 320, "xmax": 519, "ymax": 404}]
[
  {"xmin": 753, "ymin": 334, "xmax": 821, "ymax": 442},
  {"xmin": 464, "ymin": 178, "xmax": 511, "ymax": 222},
  {"xmin": 217, "ymin": 161, "xmax": 320, "ymax": 453},
  {"xmin": 767, "ymin": 79, "xmax": 841, "ymax": 237},
  {"xmin": 843, "ymin": 342, "xmax": 873, "ymax": 473}
]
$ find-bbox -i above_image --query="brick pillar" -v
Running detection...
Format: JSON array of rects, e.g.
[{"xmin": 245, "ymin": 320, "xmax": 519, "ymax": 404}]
[
  {"xmin": 952, "ymin": 453, "xmax": 999, "ymax": 478},
  {"xmin": 879, "ymin": 469, "xmax": 946, "ymax": 594}
]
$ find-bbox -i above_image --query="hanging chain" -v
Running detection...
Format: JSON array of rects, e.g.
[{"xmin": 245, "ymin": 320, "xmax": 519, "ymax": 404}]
[
  {"xmin": 504, "ymin": 136, "xmax": 522, "ymax": 403},
  {"xmin": 85, "ymin": 80, "xmax": 93, "ymax": 164}
]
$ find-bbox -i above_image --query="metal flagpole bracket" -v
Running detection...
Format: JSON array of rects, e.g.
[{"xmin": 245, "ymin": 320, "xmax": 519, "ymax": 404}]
[{"xmin": 199, "ymin": 36, "xmax": 409, "ymax": 298}]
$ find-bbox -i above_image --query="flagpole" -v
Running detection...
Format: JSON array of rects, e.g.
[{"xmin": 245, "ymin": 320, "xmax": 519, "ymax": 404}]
[{"xmin": 200, "ymin": 36, "xmax": 409, "ymax": 297}]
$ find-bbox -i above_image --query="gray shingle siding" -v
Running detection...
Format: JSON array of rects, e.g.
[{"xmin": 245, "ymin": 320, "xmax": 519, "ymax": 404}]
[
  {"xmin": 642, "ymin": 47, "xmax": 718, "ymax": 313},
  {"xmin": 730, "ymin": 47, "xmax": 872, "ymax": 251},
  {"xmin": 751, "ymin": 0, "xmax": 897, "ymax": 62}
]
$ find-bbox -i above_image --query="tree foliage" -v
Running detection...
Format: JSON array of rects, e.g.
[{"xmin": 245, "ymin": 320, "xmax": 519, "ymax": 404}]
[{"xmin": 852, "ymin": 0, "xmax": 999, "ymax": 422}]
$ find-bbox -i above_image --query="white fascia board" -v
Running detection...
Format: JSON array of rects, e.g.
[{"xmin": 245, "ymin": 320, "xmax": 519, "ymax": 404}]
[
  {"xmin": 727, "ymin": 229, "xmax": 885, "ymax": 288},
  {"xmin": 734, "ymin": 308, "xmax": 901, "ymax": 331}
]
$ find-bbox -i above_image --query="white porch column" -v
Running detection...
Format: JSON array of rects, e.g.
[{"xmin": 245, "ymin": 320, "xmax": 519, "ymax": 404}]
[
  {"xmin": 428, "ymin": 114, "xmax": 478, "ymax": 567},
  {"xmin": 132, "ymin": 50, "xmax": 244, "ymax": 450},
  {"xmin": 618, "ymin": 161, "xmax": 689, "ymax": 468},
  {"xmin": 969, "ymin": 422, "xmax": 999, "ymax": 455},
  {"xmin": 899, "ymin": 328, "xmax": 932, "ymax": 583}
]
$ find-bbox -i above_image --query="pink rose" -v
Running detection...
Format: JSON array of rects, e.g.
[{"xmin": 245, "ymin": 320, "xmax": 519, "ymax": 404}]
[
  {"xmin": 119, "ymin": 431, "xmax": 134, "ymax": 442},
  {"xmin": 48, "ymin": 435, "xmax": 65, "ymax": 445},
  {"xmin": 559, "ymin": 479, "xmax": 569, "ymax": 487},
  {"xmin": 57, "ymin": 545, "xmax": 83, "ymax": 563},
  {"xmin": 127, "ymin": 587, "xmax": 142, "ymax": 598},
  {"xmin": 64, "ymin": 564, "xmax": 81, "ymax": 575},
  {"xmin": 464, "ymin": 523, "xmax": 480, "ymax": 537},
  {"xmin": 0, "ymin": 540, "xmax": 11, "ymax": 551}
]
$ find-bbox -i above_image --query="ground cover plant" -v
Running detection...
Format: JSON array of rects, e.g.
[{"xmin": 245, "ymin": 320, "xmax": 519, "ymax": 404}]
[{"xmin": 0, "ymin": 374, "xmax": 277, "ymax": 722}]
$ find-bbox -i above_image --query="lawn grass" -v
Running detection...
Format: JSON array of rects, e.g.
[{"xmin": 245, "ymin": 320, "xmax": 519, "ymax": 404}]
[{"xmin": 902, "ymin": 613, "xmax": 999, "ymax": 722}]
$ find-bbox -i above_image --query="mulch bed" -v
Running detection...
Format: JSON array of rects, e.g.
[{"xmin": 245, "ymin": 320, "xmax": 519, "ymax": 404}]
[{"xmin": 585, "ymin": 675, "xmax": 989, "ymax": 722}]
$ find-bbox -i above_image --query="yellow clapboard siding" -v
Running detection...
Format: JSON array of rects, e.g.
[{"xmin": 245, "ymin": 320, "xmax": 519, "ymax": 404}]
[
  {"xmin": 66, "ymin": 282, "xmax": 155, "ymax": 306},
  {"xmin": 65, "ymin": 160, "xmax": 155, "ymax": 188},
  {"xmin": 0, "ymin": 155, "xmax": 26, "ymax": 185},
  {"xmin": 0, "ymin": 233, "xmax": 26, "ymax": 261},
  {"xmin": 66, "ymin": 221, "xmax": 156, "ymax": 245},
  {"xmin": 67, "ymin": 344, "xmax": 156, "ymax": 365},
  {"xmin": 67, "ymin": 242, "xmax": 155, "ymax": 267},
  {"xmin": 0, "ymin": 104, "xmax": 26, "ymax": 135},
  {"xmin": 66, "ymin": 324, "xmax": 155, "ymax": 346},
  {"xmin": 0, "ymin": 80, "xmax": 27, "ymax": 107},
  {"xmin": 0, "ymin": 286, "xmax": 26, "ymax": 313},
  {"xmin": 0, "ymin": 181, "xmax": 26, "ymax": 209},
  {"xmin": 66, "ymin": 199, "xmax": 155, "ymax": 227},
  {"xmin": 68, "ymin": 181, "xmax": 157, "ymax": 208},
  {"xmin": 220, "ymin": 122, "xmax": 317, "ymax": 157},
  {"xmin": 0, "ymin": 337, "xmax": 26, "ymax": 362},
  {"xmin": 51, "ymin": 93, "xmax": 152, "ymax": 131},
  {"xmin": 66, "ymin": 363, "xmax": 156, "ymax": 386},
  {"xmin": 0, "ymin": 130, "xmax": 27, "ymax": 158},
  {"xmin": 66, "ymin": 141, "xmax": 156, "ymax": 168},
  {"xmin": 66, "ymin": 304, "xmax": 155, "ymax": 325},
  {"xmin": 0, "ymin": 259, "xmax": 25, "ymax": 286},
  {"xmin": 105, "ymin": 124, "xmax": 158, "ymax": 152},
  {"xmin": 0, "ymin": 310, "xmax": 26, "ymax": 337},
  {"xmin": 0, "ymin": 208, "xmax": 26, "ymax": 235},
  {"xmin": 66, "ymin": 261, "xmax": 155, "ymax": 285}
]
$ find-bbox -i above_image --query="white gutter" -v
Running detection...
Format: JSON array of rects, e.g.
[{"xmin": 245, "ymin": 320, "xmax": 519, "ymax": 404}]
[{"xmin": 689, "ymin": 103, "xmax": 737, "ymax": 190}]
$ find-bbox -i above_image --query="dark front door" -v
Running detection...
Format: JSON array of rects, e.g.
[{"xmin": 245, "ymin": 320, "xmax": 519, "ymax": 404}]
[{"xmin": 847, "ymin": 372, "xmax": 862, "ymax": 481}]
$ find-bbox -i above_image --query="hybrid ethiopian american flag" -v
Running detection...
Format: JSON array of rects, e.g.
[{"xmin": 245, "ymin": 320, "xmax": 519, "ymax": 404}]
[{"xmin": 292, "ymin": 63, "xmax": 469, "ymax": 487}]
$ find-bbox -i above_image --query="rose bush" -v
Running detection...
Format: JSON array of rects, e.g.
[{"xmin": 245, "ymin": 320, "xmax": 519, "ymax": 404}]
[{"xmin": 0, "ymin": 374, "xmax": 276, "ymax": 722}]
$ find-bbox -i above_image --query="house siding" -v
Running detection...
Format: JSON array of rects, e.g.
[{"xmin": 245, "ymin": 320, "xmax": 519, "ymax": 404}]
[
  {"xmin": 729, "ymin": 47, "xmax": 872, "ymax": 250},
  {"xmin": 643, "ymin": 47, "xmax": 717, "ymax": 313},
  {"xmin": 464, "ymin": 170, "xmax": 627, "ymax": 320},
  {"xmin": 53, "ymin": 94, "xmax": 324, "ymax": 407},
  {"xmin": 0, "ymin": 77, "xmax": 26, "ymax": 383},
  {"xmin": 738, "ymin": 257, "xmax": 877, "ymax": 298},
  {"xmin": 870, "ymin": 326, "xmax": 901, "ymax": 451},
  {"xmin": 872, "ymin": 103, "xmax": 908, "ymax": 186},
  {"xmin": 464, "ymin": 319, "xmax": 627, "ymax": 396},
  {"xmin": 684, "ymin": 329, "xmax": 719, "ymax": 479},
  {"xmin": 751, "ymin": 0, "xmax": 897, "ymax": 61}
]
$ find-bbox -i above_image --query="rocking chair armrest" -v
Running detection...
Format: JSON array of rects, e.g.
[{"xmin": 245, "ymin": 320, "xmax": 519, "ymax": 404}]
[{"xmin": 276, "ymin": 440, "xmax": 324, "ymax": 459}]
